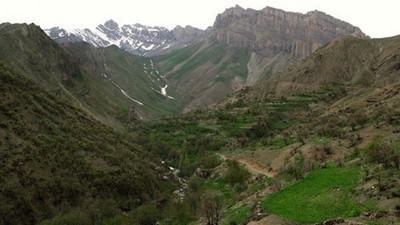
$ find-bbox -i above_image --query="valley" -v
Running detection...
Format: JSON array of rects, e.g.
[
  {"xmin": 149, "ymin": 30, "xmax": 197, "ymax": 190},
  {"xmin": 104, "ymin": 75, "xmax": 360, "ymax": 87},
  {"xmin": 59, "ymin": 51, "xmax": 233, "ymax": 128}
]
[{"xmin": 0, "ymin": 3, "xmax": 400, "ymax": 225}]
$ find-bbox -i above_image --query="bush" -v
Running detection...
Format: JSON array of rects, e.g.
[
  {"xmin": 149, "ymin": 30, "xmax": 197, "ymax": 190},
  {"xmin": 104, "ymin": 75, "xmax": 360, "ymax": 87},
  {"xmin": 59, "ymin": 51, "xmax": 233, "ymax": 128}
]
[
  {"xmin": 284, "ymin": 153, "xmax": 307, "ymax": 181},
  {"xmin": 187, "ymin": 175, "xmax": 205, "ymax": 192},
  {"xmin": 365, "ymin": 137, "xmax": 398, "ymax": 169},
  {"xmin": 224, "ymin": 160, "xmax": 250, "ymax": 187},
  {"xmin": 132, "ymin": 203, "xmax": 160, "ymax": 225},
  {"xmin": 346, "ymin": 110, "xmax": 367, "ymax": 131},
  {"xmin": 200, "ymin": 154, "xmax": 222, "ymax": 170}
]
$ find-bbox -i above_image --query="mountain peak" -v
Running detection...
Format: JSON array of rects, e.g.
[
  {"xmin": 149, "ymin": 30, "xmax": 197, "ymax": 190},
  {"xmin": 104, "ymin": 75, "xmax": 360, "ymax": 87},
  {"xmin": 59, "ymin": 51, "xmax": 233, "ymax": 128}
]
[
  {"xmin": 213, "ymin": 4, "xmax": 253, "ymax": 28},
  {"xmin": 104, "ymin": 19, "xmax": 119, "ymax": 30},
  {"xmin": 234, "ymin": 4, "xmax": 244, "ymax": 9}
]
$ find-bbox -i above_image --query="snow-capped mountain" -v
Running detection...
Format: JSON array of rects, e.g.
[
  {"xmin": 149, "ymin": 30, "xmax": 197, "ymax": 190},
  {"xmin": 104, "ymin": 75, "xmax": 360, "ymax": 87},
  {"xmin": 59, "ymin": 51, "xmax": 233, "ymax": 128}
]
[{"xmin": 45, "ymin": 20, "xmax": 205, "ymax": 56}]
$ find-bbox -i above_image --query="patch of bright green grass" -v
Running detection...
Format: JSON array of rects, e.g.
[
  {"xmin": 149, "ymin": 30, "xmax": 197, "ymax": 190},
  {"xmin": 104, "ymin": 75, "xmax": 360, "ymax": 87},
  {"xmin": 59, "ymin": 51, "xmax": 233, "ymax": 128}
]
[{"xmin": 262, "ymin": 165, "xmax": 376, "ymax": 223}]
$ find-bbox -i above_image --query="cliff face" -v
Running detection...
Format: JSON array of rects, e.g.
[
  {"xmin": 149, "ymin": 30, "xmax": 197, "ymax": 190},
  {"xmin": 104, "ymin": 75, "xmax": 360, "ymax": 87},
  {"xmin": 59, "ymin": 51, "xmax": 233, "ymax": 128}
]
[{"xmin": 211, "ymin": 5, "xmax": 367, "ymax": 59}]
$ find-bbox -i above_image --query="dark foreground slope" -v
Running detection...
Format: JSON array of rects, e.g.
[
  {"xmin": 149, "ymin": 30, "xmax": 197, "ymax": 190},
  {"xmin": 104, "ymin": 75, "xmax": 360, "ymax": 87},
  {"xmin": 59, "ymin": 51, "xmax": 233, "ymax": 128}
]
[{"xmin": 0, "ymin": 63, "xmax": 173, "ymax": 225}]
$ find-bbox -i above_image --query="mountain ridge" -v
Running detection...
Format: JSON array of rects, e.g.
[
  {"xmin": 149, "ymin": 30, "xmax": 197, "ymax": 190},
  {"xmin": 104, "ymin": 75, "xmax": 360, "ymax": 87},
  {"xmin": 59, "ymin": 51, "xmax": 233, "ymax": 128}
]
[
  {"xmin": 210, "ymin": 5, "xmax": 367, "ymax": 58},
  {"xmin": 45, "ymin": 20, "xmax": 205, "ymax": 56},
  {"xmin": 154, "ymin": 5, "xmax": 368, "ymax": 112}
]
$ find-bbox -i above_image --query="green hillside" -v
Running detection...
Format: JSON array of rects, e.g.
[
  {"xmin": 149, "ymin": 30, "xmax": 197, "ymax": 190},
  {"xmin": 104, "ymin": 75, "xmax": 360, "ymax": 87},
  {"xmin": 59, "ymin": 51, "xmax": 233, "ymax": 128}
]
[
  {"xmin": 0, "ymin": 23, "xmax": 180, "ymax": 131},
  {"xmin": 0, "ymin": 62, "xmax": 175, "ymax": 225},
  {"xmin": 62, "ymin": 42, "xmax": 181, "ymax": 120},
  {"xmin": 154, "ymin": 41, "xmax": 252, "ymax": 112}
]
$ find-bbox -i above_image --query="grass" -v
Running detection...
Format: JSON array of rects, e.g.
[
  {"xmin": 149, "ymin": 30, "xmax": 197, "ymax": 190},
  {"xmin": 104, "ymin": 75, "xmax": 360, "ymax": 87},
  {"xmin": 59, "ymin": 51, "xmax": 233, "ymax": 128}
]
[
  {"xmin": 222, "ymin": 205, "xmax": 250, "ymax": 225},
  {"xmin": 205, "ymin": 176, "xmax": 234, "ymax": 203},
  {"xmin": 262, "ymin": 165, "xmax": 376, "ymax": 223}
]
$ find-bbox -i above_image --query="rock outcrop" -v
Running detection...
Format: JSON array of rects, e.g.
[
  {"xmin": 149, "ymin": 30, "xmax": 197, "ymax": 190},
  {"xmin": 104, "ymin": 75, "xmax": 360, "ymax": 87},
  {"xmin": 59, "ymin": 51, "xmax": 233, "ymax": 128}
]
[{"xmin": 210, "ymin": 5, "xmax": 367, "ymax": 59}]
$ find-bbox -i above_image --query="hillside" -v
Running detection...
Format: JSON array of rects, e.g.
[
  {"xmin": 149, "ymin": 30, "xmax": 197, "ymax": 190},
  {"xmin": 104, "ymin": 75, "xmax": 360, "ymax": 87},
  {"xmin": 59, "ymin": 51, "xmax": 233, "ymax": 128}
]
[
  {"xmin": 0, "ymin": 23, "xmax": 179, "ymax": 129},
  {"xmin": 1, "ymin": 9, "xmax": 400, "ymax": 225},
  {"xmin": 153, "ymin": 5, "xmax": 367, "ymax": 113},
  {"xmin": 60, "ymin": 42, "xmax": 180, "ymax": 119},
  {"xmin": 248, "ymin": 35, "xmax": 400, "ymax": 98},
  {"xmin": 145, "ymin": 35, "xmax": 400, "ymax": 225},
  {"xmin": 0, "ymin": 62, "xmax": 176, "ymax": 225}
]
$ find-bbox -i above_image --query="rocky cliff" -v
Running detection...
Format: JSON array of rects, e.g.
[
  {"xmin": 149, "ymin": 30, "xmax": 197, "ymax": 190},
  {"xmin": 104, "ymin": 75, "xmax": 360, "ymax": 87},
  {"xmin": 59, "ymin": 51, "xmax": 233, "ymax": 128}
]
[{"xmin": 211, "ymin": 5, "xmax": 367, "ymax": 59}]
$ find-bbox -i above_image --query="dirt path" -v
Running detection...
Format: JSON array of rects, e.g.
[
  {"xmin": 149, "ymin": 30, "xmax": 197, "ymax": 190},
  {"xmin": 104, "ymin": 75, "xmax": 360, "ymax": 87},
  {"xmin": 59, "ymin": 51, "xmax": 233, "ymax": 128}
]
[{"xmin": 219, "ymin": 154, "xmax": 276, "ymax": 177}]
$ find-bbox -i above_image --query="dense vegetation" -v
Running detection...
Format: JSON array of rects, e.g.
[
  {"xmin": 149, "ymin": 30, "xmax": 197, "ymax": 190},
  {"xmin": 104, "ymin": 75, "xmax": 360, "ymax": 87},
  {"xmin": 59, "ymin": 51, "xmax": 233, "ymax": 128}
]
[{"xmin": 0, "ymin": 63, "xmax": 176, "ymax": 225}]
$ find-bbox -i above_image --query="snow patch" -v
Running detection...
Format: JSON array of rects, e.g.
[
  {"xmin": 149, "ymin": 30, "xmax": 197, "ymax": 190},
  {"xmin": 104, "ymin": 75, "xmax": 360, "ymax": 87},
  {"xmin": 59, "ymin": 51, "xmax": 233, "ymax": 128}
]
[
  {"xmin": 160, "ymin": 85, "xmax": 175, "ymax": 99},
  {"xmin": 161, "ymin": 85, "xmax": 168, "ymax": 96},
  {"xmin": 120, "ymin": 89, "xmax": 143, "ymax": 105},
  {"xmin": 141, "ymin": 44, "xmax": 155, "ymax": 50},
  {"xmin": 162, "ymin": 44, "xmax": 171, "ymax": 50}
]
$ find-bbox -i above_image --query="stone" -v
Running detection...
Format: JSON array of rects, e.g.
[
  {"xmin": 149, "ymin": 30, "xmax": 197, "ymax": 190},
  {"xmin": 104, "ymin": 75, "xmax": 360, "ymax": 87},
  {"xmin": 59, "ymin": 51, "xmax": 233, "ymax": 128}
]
[{"xmin": 210, "ymin": 6, "xmax": 367, "ymax": 59}]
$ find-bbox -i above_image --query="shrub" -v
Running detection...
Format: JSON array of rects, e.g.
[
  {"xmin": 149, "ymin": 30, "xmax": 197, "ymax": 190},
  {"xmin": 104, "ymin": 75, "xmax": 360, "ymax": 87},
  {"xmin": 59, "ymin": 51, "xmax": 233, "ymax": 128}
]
[
  {"xmin": 224, "ymin": 160, "xmax": 250, "ymax": 187},
  {"xmin": 365, "ymin": 137, "xmax": 393, "ymax": 168},
  {"xmin": 346, "ymin": 110, "xmax": 367, "ymax": 131}
]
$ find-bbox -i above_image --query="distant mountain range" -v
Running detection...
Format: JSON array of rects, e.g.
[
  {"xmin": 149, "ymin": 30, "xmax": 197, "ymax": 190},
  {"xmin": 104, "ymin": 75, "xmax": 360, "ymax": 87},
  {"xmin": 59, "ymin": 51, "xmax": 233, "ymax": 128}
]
[
  {"xmin": 45, "ymin": 20, "xmax": 205, "ymax": 56},
  {"xmin": 23, "ymin": 5, "xmax": 369, "ymax": 117}
]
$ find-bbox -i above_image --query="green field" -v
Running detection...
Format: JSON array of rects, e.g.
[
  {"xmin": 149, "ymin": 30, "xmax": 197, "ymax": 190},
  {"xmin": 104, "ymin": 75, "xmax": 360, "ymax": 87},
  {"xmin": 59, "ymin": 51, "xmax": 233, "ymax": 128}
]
[{"xmin": 263, "ymin": 165, "xmax": 376, "ymax": 223}]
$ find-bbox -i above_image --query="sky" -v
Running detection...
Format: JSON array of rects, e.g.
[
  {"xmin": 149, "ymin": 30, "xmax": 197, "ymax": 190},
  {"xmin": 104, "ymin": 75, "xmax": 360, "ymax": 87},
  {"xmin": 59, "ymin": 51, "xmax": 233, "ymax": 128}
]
[{"xmin": 1, "ymin": 0, "xmax": 399, "ymax": 38}]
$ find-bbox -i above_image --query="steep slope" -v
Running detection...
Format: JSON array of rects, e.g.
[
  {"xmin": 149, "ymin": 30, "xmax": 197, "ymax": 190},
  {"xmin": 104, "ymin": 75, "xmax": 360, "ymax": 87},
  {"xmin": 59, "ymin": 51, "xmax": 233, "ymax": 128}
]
[
  {"xmin": 46, "ymin": 20, "xmax": 205, "ymax": 56},
  {"xmin": 249, "ymin": 35, "xmax": 400, "ymax": 98},
  {"xmin": 0, "ymin": 23, "xmax": 177, "ymax": 128},
  {"xmin": 211, "ymin": 5, "xmax": 366, "ymax": 57},
  {"xmin": 154, "ymin": 40, "xmax": 252, "ymax": 112},
  {"xmin": 154, "ymin": 5, "xmax": 367, "ymax": 113},
  {"xmin": 0, "ymin": 62, "xmax": 174, "ymax": 225},
  {"xmin": 61, "ymin": 42, "xmax": 180, "ymax": 119}
]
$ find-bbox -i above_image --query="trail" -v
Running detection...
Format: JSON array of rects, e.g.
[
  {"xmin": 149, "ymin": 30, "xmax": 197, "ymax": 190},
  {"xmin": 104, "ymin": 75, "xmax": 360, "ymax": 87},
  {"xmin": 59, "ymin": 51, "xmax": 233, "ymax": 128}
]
[{"xmin": 219, "ymin": 154, "xmax": 276, "ymax": 177}]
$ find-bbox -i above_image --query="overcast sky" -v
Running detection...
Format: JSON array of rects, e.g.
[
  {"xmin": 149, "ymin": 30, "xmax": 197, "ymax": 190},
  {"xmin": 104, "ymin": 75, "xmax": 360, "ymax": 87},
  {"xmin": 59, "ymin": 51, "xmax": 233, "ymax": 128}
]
[{"xmin": 1, "ymin": 0, "xmax": 399, "ymax": 38}]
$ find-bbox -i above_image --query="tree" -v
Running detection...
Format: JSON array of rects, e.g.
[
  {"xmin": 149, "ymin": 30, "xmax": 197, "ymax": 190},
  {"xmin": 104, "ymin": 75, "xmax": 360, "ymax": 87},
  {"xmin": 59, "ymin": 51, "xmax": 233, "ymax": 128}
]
[{"xmin": 202, "ymin": 190, "xmax": 223, "ymax": 225}]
